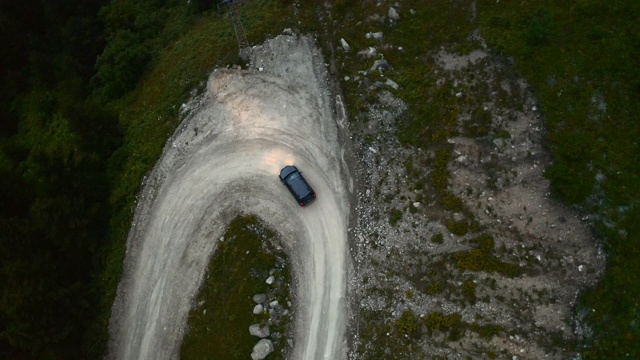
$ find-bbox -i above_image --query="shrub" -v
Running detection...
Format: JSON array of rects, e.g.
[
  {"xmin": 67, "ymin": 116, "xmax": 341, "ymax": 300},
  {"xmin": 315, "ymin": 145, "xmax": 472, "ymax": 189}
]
[
  {"xmin": 441, "ymin": 191, "xmax": 463, "ymax": 212},
  {"xmin": 396, "ymin": 309, "xmax": 418, "ymax": 334},
  {"xmin": 447, "ymin": 219, "xmax": 469, "ymax": 236},
  {"xmin": 454, "ymin": 234, "xmax": 521, "ymax": 276},
  {"xmin": 462, "ymin": 279, "xmax": 477, "ymax": 304},
  {"xmin": 389, "ymin": 208, "xmax": 403, "ymax": 226},
  {"xmin": 427, "ymin": 281, "xmax": 442, "ymax": 295},
  {"xmin": 431, "ymin": 233, "xmax": 444, "ymax": 244},
  {"xmin": 423, "ymin": 312, "xmax": 462, "ymax": 333}
]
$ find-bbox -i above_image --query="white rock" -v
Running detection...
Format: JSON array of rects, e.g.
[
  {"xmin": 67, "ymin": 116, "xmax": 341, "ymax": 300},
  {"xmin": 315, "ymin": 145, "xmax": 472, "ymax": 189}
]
[
  {"xmin": 269, "ymin": 300, "xmax": 279, "ymax": 308},
  {"xmin": 388, "ymin": 7, "xmax": 400, "ymax": 21},
  {"xmin": 368, "ymin": 147, "xmax": 378, "ymax": 154},
  {"xmin": 266, "ymin": 275, "xmax": 275, "ymax": 285},
  {"xmin": 358, "ymin": 47, "xmax": 377, "ymax": 59},
  {"xmin": 365, "ymin": 32, "xmax": 384, "ymax": 40},
  {"xmin": 344, "ymin": 76, "xmax": 350, "ymax": 81},
  {"xmin": 413, "ymin": 202, "xmax": 421, "ymax": 208},
  {"xmin": 249, "ymin": 323, "xmax": 270, "ymax": 338},
  {"xmin": 340, "ymin": 38, "xmax": 350, "ymax": 52},
  {"xmin": 251, "ymin": 339, "xmax": 274, "ymax": 360},
  {"xmin": 455, "ymin": 92, "xmax": 463, "ymax": 98},
  {"xmin": 578, "ymin": 265, "xmax": 584, "ymax": 272},
  {"xmin": 252, "ymin": 293, "xmax": 267, "ymax": 303},
  {"xmin": 253, "ymin": 304, "xmax": 263, "ymax": 314},
  {"xmin": 385, "ymin": 78, "xmax": 400, "ymax": 90}
]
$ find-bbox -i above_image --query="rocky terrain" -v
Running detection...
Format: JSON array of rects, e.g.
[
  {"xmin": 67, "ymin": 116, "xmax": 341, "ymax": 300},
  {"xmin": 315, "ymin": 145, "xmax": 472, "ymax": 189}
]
[
  {"xmin": 336, "ymin": 4, "xmax": 607, "ymax": 359},
  {"xmin": 108, "ymin": 1, "xmax": 609, "ymax": 359}
]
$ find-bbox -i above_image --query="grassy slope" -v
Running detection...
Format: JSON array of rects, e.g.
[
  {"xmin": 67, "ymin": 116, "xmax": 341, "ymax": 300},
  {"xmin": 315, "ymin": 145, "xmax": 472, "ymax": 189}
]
[
  {"xmin": 475, "ymin": 1, "xmax": 640, "ymax": 358},
  {"xmin": 93, "ymin": 1, "xmax": 293, "ymax": 356},
  {"xmin": 179, "ymin": 215, "xmax": 292, "ymax": 359}
]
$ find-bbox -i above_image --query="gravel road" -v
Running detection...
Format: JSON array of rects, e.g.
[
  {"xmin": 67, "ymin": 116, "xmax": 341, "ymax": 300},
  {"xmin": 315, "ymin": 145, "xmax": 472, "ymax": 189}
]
[{"xmin": 108, "ymin": 34, "xmax": 351, "ymax": 360}]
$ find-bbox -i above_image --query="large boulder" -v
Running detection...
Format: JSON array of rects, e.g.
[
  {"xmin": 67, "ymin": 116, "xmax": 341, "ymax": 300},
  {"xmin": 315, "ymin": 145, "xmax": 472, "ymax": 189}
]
[
  {"xmin": 249, "ymin": 323, "xmax": 270, "ymax": 338},
  {"xmin": 251, "ymin": 339, "xmax": 274, "ymax": 360}
]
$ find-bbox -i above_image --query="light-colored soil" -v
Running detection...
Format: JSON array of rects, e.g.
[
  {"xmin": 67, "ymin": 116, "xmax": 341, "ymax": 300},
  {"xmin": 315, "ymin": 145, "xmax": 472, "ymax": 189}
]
[{"xmin": 107, "ymin": 34, "xmax": 352, "ymax": 360}]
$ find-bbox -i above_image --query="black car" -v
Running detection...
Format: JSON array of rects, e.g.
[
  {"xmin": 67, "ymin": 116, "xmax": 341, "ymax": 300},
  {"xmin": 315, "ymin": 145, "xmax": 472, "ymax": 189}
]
[{"xmin": 279, "ymin": 165, "xmax": 316, "ymax": 206}]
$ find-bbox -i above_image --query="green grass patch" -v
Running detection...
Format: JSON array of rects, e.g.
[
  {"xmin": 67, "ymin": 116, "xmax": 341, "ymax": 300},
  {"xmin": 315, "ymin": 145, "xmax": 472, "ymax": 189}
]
[
  {"xmin": 476, "ymin": 1, "xmax": 640, "ymax": 356},
  {"xmin": 180, "ymin": 214, "xmax": 292, "ymax": 359},
  {"xmin": 454, "ymin": 234, "xmax": 521, "ymax": 277}
]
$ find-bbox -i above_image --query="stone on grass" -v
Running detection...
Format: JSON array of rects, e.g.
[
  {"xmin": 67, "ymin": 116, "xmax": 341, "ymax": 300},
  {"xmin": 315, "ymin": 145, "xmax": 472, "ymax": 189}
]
[
  {"xmin": 358, "ymin": 47, "xmax": 378, "ymax": 59},
  {"xmin": 253, "ymin": 304, "xmax": 264, "ymax": 315},
  {"xmin": 389, "ymin": 7, "xmax": 400, "ymax": 21},
  {"xmin": 369, "ymin": 59, "xmax": 390, "ymax": 75},
  {"xmin": 385, "ymin": 78, "xmax": 399, "ymax": 90},
  {"xmin": 365, "ymin": 32, "xmax": 384, "ymax": 40},
  {"xmin": 253, "ymin": 293, "xmax": 267, "ymax": 304},
  {"xmin": 266, "ymin": 275, "xmax": 275, "ymax": 285},
  {"xmin": 249, "ymin": 323, "xmax": 270, "ymax": 338},
  {"xmin": 251, "ymin": 339, "xmax": 274, "ymax": 360},
  {"xmin": 340, "ymin": 38, "xmax": 350, "ymax": 52}
]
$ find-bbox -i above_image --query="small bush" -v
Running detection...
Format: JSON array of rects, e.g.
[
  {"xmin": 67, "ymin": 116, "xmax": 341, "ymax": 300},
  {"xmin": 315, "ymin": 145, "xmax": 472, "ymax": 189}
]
[
  {"xmin": 431, "ymin": 233, "xmax": 444, "ymax": 244},
  {"xmin": 423, "ymin": 312, "xmax": 462, "ymax": 333},
  {"xmin": 389, "ymin": 208, "xmax": 403, "ymax": 226},
  {"xmin": 427, "ymin": 281, "xmax": 442, "ymax": 295},
  {"xmin": 462, "ymin": 279, "xmax": 477, "ymax": 304},
  {"xmin": 447, "ymin": 219, "xmax": 469, "ymax": 236},
  {"xmin": 396, "ymin": 309, "xmax": 418, "ymax": 335},
  {"xmin": 441, "ymin": 191, "xmax": 463, "ymax": 212},
  {"xmin": 454, "ymin": 234, "xmax": 521, "ymax": 276}
]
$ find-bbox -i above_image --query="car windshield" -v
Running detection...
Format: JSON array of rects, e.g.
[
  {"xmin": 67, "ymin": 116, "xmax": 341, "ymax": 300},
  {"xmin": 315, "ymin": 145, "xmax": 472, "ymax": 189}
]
[{"xmin": 285, "ymin": 172, "xmax": 301, "ymax": 182}]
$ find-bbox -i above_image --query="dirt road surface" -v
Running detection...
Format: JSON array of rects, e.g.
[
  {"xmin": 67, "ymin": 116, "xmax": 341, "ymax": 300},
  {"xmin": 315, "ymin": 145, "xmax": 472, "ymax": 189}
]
[{"xmin": 108, "ymin": 35, "xmax": 351, "ymax": 360}]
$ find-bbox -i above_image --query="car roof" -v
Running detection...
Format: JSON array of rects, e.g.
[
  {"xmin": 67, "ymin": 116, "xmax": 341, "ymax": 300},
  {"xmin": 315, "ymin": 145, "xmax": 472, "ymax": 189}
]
[{"xmin": 289, "ymin": 176, "xmax": 311, "ymax": 198}]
